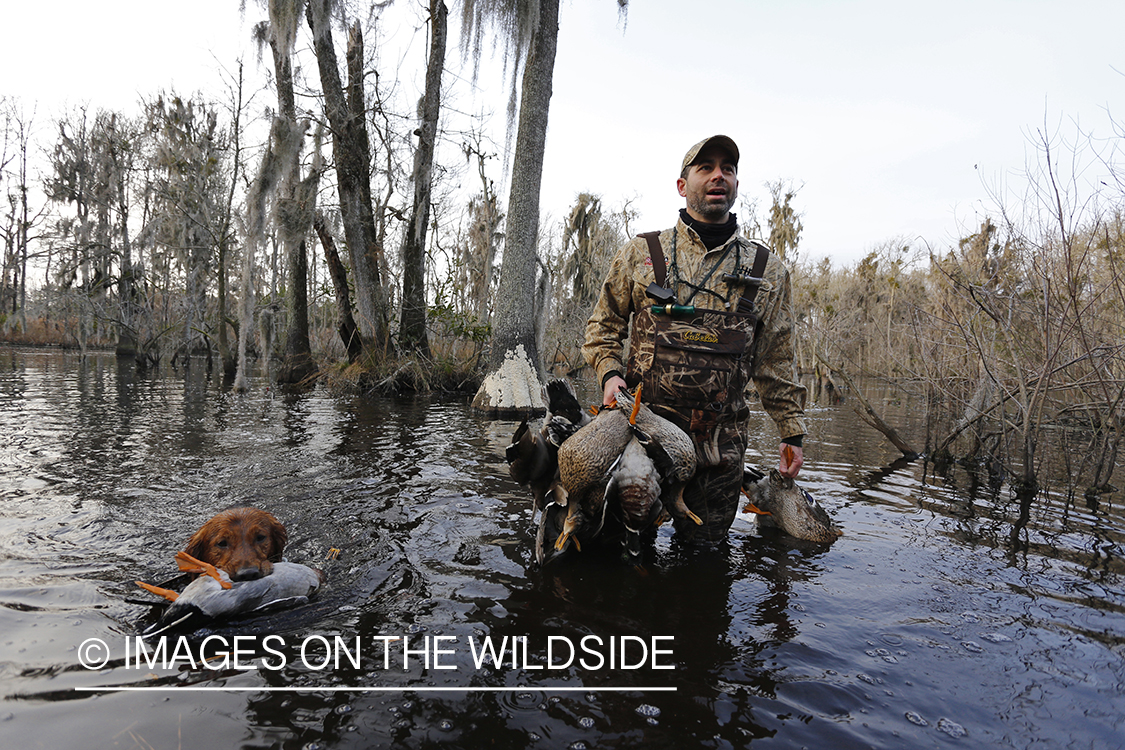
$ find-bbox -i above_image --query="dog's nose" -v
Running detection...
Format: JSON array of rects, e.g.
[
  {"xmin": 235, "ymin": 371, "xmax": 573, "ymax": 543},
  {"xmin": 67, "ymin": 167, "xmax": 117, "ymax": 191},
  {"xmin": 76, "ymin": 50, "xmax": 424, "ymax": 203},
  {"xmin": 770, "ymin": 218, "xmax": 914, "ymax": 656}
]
[{"xmin": 232, "ymin": 566, "xmax": 264, "ymax": 581}]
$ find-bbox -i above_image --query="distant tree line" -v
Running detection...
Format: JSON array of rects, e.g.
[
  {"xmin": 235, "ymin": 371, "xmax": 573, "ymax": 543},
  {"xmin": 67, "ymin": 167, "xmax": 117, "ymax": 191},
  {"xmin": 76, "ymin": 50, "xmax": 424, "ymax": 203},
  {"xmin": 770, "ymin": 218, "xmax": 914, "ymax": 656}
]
[{"xmin": 788, "ymin": 125, "xmax": 1124, "ymax": 497}]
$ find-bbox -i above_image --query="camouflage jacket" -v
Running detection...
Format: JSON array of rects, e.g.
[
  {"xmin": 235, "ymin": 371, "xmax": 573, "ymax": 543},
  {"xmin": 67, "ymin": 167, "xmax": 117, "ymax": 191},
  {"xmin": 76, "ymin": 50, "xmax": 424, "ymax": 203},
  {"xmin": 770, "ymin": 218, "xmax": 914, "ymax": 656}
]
[{"xmin": 582, "ymin": 218, "xmax": 807, "ymax": 440}]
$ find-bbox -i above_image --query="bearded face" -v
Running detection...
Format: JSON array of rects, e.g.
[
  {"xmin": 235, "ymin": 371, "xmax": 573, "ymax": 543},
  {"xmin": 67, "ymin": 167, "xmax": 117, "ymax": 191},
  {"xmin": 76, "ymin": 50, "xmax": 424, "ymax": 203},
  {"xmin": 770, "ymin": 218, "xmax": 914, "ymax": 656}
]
[{"xmin": 677, "ymin": 145, "xmax": 739, "ymax": 223}]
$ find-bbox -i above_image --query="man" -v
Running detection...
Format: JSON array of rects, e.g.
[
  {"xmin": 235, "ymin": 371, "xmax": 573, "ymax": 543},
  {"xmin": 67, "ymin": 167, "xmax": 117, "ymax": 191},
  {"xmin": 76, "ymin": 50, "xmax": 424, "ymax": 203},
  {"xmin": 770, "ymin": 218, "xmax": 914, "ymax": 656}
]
[{"xmin": 581, "ymin": 135, "xmax": 807, "ymax": 543}]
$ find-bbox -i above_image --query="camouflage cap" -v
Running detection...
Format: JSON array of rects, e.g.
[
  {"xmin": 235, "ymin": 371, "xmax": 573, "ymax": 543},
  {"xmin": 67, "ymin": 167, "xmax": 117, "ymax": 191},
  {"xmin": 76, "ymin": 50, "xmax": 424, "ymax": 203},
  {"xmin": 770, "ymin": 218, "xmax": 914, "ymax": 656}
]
[{"xmin": 681, "ymin": 135, "xmax": 740, "ymax": 173}]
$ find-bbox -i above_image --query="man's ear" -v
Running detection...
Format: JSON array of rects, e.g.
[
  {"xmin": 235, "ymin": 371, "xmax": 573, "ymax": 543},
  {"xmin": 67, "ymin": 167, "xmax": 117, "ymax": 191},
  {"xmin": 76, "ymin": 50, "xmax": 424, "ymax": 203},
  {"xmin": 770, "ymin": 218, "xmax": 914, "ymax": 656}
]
[{"xmin": 676, "ymin": 177, "xmax": 687, "ymax": 197}]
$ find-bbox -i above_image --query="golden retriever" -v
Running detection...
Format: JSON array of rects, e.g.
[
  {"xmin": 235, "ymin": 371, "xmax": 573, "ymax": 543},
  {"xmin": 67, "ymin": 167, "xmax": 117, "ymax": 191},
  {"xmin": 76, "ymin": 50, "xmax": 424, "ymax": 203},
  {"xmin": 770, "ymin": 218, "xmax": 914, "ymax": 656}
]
[{"xmin": 183, "ymin": 507, "xmax": 288, "ymax": 582}]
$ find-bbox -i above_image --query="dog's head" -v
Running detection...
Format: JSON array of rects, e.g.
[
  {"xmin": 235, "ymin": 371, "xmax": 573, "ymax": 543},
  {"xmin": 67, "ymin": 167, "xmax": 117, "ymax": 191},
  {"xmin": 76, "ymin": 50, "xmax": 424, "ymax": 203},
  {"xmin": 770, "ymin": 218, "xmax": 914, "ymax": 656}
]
[{"xmin": 184, "ymin": 507, "xmax": 288, "ymax": 581}]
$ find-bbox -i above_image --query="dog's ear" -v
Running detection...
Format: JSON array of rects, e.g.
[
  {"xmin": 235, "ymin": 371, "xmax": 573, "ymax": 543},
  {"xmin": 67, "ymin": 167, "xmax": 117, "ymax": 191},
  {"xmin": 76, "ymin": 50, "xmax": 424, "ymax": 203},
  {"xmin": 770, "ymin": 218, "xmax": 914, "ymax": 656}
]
[
  {"xmin": 183, "ymin": 525, "xmax": 212, "ymax": 563},
  {"xmin": 267, "ymin": 515, "xmax": 288, "ymax": 561}
]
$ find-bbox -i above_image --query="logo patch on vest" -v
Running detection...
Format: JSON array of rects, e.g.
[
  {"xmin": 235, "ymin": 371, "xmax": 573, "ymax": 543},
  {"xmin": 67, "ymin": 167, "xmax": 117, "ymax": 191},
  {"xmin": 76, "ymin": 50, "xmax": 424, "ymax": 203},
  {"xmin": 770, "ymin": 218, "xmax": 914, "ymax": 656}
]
[{"xmin": 682, "ymin": 331, "xmax": 720, "ymax": 344}]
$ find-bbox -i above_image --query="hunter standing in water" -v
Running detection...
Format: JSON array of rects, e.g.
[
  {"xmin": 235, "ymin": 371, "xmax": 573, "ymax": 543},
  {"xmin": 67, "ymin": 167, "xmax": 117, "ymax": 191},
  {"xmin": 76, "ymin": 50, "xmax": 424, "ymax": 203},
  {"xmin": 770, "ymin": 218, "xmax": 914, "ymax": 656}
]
[{"xmin": 582, "ymin": 135, "xmax": 808, "ymax": 543}]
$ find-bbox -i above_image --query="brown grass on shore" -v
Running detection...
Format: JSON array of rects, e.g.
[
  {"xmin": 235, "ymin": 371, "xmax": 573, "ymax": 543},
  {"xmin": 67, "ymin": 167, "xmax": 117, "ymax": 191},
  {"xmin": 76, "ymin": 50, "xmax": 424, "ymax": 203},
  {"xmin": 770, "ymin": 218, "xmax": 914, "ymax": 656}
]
[{"xmin": 0, "ymin": 316, "xmax": 115, "ymax": 349}]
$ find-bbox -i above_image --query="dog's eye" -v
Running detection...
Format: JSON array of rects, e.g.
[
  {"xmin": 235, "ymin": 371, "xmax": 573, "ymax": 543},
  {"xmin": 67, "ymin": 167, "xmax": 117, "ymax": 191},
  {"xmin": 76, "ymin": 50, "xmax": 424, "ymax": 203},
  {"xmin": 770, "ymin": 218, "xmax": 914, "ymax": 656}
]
[
  {"xmin": 216, "ymin": 539, "xmax": 229, "ymax": 548},
  {"xmin": 256, "ymin": 533, "xmax": 268, "ymax": 543}
]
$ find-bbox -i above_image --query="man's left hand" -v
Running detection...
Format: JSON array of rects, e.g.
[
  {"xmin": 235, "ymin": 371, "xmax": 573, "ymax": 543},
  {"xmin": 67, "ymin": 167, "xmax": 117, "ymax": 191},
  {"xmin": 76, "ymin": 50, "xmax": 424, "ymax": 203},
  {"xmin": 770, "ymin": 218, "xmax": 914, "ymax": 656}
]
[{"xmin": 779, "ymin": 443, "xmax": 803, "ymax": 478}]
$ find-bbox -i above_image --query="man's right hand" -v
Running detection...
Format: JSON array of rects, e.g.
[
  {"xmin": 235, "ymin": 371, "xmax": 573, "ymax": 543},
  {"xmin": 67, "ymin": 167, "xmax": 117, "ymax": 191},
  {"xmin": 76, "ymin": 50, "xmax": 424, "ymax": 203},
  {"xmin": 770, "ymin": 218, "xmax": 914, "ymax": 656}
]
[{"xmin": 602, "ymin": 375, "xmax": 628, "ymax": 407}]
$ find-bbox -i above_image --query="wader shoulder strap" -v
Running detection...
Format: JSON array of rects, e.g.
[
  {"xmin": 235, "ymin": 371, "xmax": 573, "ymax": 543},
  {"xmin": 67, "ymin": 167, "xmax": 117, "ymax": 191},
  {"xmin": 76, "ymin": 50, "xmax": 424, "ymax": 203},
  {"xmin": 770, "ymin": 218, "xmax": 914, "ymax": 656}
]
[
  {"xmin": 639, "ymin": 231, "xmax": 667, "ymax": 287},
  {"xmin": 736, "ymin": 240, "xmax": 771, "ymax": 315}
]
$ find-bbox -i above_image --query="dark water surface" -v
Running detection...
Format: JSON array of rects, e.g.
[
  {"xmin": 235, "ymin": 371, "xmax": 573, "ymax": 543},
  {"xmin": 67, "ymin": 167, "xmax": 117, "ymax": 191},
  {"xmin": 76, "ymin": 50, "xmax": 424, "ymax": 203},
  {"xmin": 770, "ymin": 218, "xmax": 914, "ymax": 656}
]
[{"xmin": 1, "ymin": 347, "xmax": 1122, "ymax": 749}]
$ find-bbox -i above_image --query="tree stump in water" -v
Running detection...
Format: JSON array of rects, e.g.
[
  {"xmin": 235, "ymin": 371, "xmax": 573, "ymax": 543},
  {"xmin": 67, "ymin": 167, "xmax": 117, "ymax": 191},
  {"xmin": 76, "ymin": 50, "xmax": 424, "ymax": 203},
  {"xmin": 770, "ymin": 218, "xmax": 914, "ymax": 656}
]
[{"xmin": 471, "ymin": 344, "xmax": 546, "ymax": 419}]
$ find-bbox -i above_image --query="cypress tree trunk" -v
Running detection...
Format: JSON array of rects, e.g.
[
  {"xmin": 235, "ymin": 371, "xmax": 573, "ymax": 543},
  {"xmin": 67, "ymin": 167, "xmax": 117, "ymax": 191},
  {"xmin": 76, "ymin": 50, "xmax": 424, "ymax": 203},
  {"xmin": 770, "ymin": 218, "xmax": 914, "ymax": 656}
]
[
  {"xmin": 307, "ymin": 3, "xmax": 391, "ymax": 354},
  {"xmin": 217, "ymin": 65, "xmax": 245, "ymax": 377},
  {"xmin": 16, "ymin": 129, "xmax": 31, "ymax": 335},
  {"xmin": 271, "ymin": 21, "xmax": 317, "ymax": 385},
  {"xmin": 314, "ymin": 214, "xmax": 363, "ymax": 362},
  {"xmin": 280, "ymin": 237, "xmax": 314, "ymax": 382},
  {"xmin": 398, "ymin": 0, "xmax": 447, "ymax": 356},
  {"xmin": 216, "ymin": 226, "xmax": 232, "ymax": 374},
  {"xmin": 471, "ymin": 0, "xmax": 559, "ymax": 416}
]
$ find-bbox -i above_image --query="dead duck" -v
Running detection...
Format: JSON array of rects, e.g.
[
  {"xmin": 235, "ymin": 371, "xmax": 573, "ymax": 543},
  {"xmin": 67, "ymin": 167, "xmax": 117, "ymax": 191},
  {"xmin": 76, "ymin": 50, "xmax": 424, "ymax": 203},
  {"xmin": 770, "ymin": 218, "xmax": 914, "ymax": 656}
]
[
  {"xmin": 547, "ymin": 400, "xmax": 633, "ymax": 560},
  {"xmin": 604, "ymin": 436, "xmax": 665, "ymax": 557},
  {"xmin": 137, "ymin": 551, "xmax": 325, "ymax": 636},
  {"xmin": 741, "ymin": 465, "xmax": 841, "ymax": 543},
  {"xmin": 506, "ymin": 379, "xmax": 591, "ymax": 511},
  {"xmin": 612, "ymin": 388, "xmax": 699, "ymax": 528},
  {"xmin": 544, "ymin": 388, "xmax": 699, "ymax": 562}
]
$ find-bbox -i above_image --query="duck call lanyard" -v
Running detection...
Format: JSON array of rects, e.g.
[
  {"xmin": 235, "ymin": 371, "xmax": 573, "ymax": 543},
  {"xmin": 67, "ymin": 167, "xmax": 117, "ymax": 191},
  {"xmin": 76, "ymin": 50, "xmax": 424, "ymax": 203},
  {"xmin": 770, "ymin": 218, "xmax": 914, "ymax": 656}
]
[
  {"xmin": 628, "ymin": 230, "xmax": 771, "ymax": 465},
  {"xmin": 639, "ymin": 231, "xmax": 768, "ymax": 314},
  {"xmin": 671, "ymin": 231, "xmax": 735, "ymax": 307}
]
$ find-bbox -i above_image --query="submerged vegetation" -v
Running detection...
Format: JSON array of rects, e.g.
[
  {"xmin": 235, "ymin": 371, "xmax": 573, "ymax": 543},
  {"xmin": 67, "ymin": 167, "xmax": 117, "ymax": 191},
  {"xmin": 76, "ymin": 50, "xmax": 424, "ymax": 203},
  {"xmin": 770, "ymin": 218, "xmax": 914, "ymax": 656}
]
[{"xmin": 0, "ymin": 5, "xmax": 1122, "ymax": 496}]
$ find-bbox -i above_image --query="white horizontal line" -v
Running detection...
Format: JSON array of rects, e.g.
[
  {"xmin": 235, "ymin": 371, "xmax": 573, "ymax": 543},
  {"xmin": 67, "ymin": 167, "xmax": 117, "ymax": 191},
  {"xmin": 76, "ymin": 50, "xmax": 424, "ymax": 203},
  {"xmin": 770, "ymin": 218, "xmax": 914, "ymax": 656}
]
[{"xmin": 75, "ymin": 685, "xmax": 676, "ymax": 693}]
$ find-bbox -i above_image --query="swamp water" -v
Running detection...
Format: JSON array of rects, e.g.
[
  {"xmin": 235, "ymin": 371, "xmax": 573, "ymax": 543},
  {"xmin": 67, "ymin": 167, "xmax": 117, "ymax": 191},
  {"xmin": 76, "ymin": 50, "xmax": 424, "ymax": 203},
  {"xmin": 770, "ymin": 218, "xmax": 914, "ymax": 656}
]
[{"xmin": 0, "ymin": 347, "xmax": 1122, "ymax": 749}]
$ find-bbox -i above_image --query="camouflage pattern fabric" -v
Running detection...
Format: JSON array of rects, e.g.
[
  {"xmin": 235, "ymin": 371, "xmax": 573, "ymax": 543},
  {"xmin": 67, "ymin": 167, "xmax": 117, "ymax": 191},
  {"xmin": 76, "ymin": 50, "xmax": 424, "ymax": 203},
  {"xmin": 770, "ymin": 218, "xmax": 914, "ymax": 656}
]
[
  {"xmin": 627, "ymin": 306, "xmax": 750, "ymax": 466},
  {"xmin": 583, "ymin": 218, "xmax": 807, "ymax": 443},
  {"xmin": 674, "ymin": 424, "xmax": 747, "ymax": 544}
]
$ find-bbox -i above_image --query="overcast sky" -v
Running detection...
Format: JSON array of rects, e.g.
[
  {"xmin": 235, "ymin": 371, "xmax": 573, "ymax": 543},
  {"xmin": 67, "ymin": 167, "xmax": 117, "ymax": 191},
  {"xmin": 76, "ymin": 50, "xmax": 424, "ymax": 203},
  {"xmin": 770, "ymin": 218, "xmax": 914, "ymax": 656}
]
[{"xmin": 3, "ymin": 0, "xmax": 1123, "ymax": 266}]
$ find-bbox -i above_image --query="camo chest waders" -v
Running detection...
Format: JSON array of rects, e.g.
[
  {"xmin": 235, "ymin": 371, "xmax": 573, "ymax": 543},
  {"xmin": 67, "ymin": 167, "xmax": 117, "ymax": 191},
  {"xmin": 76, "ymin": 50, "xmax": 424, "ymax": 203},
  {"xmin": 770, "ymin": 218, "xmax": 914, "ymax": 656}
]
[{"xmin": 625, "ymin": 231, "xmax": 769, "ymax": 541}]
